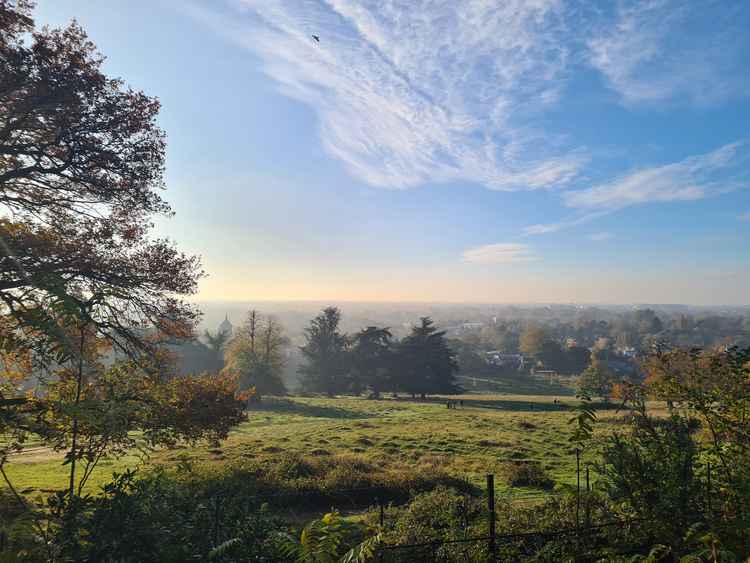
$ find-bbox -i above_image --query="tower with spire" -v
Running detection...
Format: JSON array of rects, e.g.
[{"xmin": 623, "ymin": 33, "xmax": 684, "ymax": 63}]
[{"xmin": 218, "ymin": 313, "xmax": 233, "ymax": 337}]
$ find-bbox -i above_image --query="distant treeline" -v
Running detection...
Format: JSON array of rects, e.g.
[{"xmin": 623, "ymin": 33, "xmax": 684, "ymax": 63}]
[
  {"xmin": 187, "ymin": 307, "xmax": 460, "ymax": 399},
  {"xmin": 448, "ymin": 307, "xmax": 750, "ymax": 354}
]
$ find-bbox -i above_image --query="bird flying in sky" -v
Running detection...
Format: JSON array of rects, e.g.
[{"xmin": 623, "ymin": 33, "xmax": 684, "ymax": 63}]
[{"xmin": 311, "ymin": 35, "xmax": 320, "ymax": 42}]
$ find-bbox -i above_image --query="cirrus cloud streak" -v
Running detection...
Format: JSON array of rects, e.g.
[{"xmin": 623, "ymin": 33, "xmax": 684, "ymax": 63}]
[{"xmin": 462, "ymin": 243, "xmax": 538, "ymax": 265}]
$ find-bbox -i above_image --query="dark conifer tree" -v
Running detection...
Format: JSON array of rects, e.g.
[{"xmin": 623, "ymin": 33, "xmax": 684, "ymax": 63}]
[
  {"xmin": 393, "ymin": 317, "xmax": 460, "ymax": 398},
  {"xmin": 351, "ymin": 326, "xmax": 393, "ymax": 397},
  {"xmin": 298, "ymin": 307, "xmax": 350, "ymax": 396}
]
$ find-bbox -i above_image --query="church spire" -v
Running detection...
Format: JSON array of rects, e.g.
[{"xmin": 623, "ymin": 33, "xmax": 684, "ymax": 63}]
[{"xmin": 218, "ymin": 313, "xmax": 233, "ymax": 337}]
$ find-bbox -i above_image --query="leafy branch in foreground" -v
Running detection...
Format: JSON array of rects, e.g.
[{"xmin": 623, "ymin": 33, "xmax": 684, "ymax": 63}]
[
  {"xmin": 276, "ymin": 511, "xmax": 381, "ymax": 563},
  {"xmin": 568, "ymin": 392, "xmax": 597, "ymax": 450}
]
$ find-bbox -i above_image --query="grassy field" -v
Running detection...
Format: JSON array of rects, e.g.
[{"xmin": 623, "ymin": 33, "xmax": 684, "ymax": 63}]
[{"xmin": 3, "ymin": 392, "xmax": 657, "ymax": 509}]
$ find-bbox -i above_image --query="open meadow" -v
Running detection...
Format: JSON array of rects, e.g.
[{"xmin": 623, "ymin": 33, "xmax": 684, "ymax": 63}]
[{"xmin": 5, "ymin": 393, "xmax": 664, "ymax": 511}]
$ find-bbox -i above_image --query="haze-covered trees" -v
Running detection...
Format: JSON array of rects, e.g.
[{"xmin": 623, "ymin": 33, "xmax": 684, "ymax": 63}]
[
  {"xmin": 577, "ymin": 349, "xmax": 616, "ymax": 401},
  {"xmin": 519, "ymin": 324, "xmax": 548, "ymax": 359},
  {"xmin": 203, "ymin": 329, "xmax": 230, "ymax": 372},
  {"xmin": 565, "ymin": 346, "xmax": 591, "ymax": 374},
  {"xmin": 224, "ymin": 310, "xmax": 288, "ymax": 399},
  {"xmin": 393, "ymin": 318, "xmax": 460, "ymax": 399},
  {"xmin": 350, "ymin": 326, "xmax": 393, "ymax": 397},
  {"xmin": 299, "ymin": 307, "xmax": 350, "ymax": 397},
  {"xmin": 296, "ymin": 310, "xmax": 460, "ymax": 398}
]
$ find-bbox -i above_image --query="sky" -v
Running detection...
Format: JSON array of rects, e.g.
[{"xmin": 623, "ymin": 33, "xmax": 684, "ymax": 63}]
[{"xmin": 34, "ymin": 0, "xmax": 750, "ymax": 305}]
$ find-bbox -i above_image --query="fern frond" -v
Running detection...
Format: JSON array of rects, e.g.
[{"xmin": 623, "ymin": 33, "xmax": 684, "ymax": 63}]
[{"xmin": 208, "ymin": 537, "xmax": 241, "ymax": 560}]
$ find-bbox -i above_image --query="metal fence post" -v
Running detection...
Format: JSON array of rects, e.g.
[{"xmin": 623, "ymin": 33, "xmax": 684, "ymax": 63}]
[{"xmin": 487, "ymin": 474, "xmax": 496, "ymax": 561}]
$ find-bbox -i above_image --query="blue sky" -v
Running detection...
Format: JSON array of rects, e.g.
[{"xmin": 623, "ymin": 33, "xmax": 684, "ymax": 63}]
[{"xmin": 35, "ymin": 0, "xmax": 750, "ymax": 304}]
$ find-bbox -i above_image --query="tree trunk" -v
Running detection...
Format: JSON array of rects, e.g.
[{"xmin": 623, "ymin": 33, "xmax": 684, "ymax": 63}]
[
  {"xmin": 65, "ymin": 323, "xmax": 86, "ymax": 556},
  {"xmin": 68, "ymin": 325, "xmax": 86, "ymax": 500}
]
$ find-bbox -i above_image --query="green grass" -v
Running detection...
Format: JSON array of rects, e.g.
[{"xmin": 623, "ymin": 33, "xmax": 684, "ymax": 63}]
[{"xmin": 3, "ymin": 392, "xmax": 656, "ymax": 508}]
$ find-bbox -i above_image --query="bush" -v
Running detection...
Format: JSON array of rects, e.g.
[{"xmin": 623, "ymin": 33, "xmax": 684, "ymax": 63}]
[
  {"xmin": 503, "ymin": 461, "xmax": 554, "ymax": 490},
  {"xmin": 0, "ymin": 490, "xmax": 49, "ymax": 563},
  {"xmin": 597, "ymin": 413, "xmax": 702, "ymax": 548},
  {"xmin": 378, "ymin": 487, "xmax": 489, "ymax": 562},
  {"xmin": 84, "ymin": 469, "xmax": 287, "ymax": 563}
]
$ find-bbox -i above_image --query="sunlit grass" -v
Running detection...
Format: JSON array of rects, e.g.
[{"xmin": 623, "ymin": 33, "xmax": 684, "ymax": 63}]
[{"xmin": 3, "ymin": 393, "xmax": 658, "ymax": 505}]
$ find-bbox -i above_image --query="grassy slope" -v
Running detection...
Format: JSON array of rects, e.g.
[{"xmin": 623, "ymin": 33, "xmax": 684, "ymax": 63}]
[{"xmin": 4, "ymin": 392, "xmax": 655, "ymax": 506}]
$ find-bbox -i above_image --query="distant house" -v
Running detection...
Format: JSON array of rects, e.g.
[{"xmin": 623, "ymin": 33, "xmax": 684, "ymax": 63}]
[
  {"xmin": 609, "ymin": 358, "xmax": 638, "ymax": 378},
  {"xmin": 617, "ymin": 346, "xmax": 638, "ymax": 358},
  {"xmin": 444, "ymin": 321, "xmax": 484, "ymax": 336},
  {"xmin": 485, "ymin": 351, "xmax": 525, "ymax": 369}
]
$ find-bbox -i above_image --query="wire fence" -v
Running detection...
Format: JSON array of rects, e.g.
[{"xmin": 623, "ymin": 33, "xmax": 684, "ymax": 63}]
[
  {"xmin": 374, "ymin": 516, "xmax": 652, "ymax": 561},
  {"xmin": 369, "ymin": 463, "xmax": 716, "ymax": 562},
  {"xmin": 0, "ymin": 456, "xmax": 718, "ymax": 560}
]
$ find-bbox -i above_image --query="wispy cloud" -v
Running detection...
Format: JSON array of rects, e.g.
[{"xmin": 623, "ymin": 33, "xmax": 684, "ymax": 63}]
[
  {"xmin": 522, "ymin": 142, "xmax": 749, "ymax": 236},
  {"xmin": 189, "ymin": 0, "xmax": 750, "ymax": 256},
  {"xmin": 587, "ymin": 0, "xmax": 750, "ymax": 105},
  {"xmin": 191, "ymin": 0, "xmax": 587, "ymax": 190},
  {"xmin": 740, "ymin": 212, "xmax": 750, "ymax": 222},
  {"xmin": 523, "ymin": 212, "xmax": 607, "ymax": 236},
  {"xmin": 462, "ymin": 243, "xmax": 538, "ymax": 265},
  {"xmin": 563, "ymin": 142, "xmax": 748, "ymax": 211},
  {"xmin": 588, "ymin": 232, "xmax": 613, "ymax": 241}
]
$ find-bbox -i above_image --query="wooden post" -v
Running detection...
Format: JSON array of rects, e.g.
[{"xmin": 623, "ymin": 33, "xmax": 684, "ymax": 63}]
[
  {"xmin": 576, "ymin": 448, "xmax": 581, "ymax": 532},
  {"xmin": 213, "ymin": 494, "xmax": 221, "ymax": 547},
  {"xmin": 487, "ymin": 474, "xmax": 496, "ymax": 561},
  {"xmin": 707, "ymin": 462, "xmax": 712, "ymax": 515},
  {"xmin": 586, "ymin": 464, "xmax": 591, "ymax": 531},
  {"xmin": 377, "ymin": 500, "xmax": 384, "ymax": 562}
]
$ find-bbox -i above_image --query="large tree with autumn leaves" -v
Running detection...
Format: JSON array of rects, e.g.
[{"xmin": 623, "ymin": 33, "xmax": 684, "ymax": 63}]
[
  {"xmin": 0, "ymin": 3, "xmax": 247, "ymax": 557},
  {"xmin": 0, "ymin": 0, "xmax": 203, "ymax": 362}
]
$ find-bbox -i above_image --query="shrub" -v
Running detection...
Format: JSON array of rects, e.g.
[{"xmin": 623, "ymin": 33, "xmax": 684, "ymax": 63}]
[
  {"xmin": 378, "ymin": 487, "xmax": 488, "ymax": 562},
  {"xmin": 83, "ymin": 469, "xmax": 287, "ymax": 562},
  {"xmin": 504, "ymin": 461, "xmax": 554, "ymax": 490},
  {"xmin": 0, "ymin": 490, "xmax": 49, "ymax": 563}
]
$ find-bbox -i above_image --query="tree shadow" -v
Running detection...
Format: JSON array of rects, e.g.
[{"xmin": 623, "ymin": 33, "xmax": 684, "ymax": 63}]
[
  {"xmin": 248, "ymin": 398, "xmax": 374, "ymax": 419},
  {"xmin": 460, "ymin": 399, "xmax": 571, "ymax": 412},
  {"xmin": 459, "ymin": 398, "xmax": 622, "ymax": 412}
]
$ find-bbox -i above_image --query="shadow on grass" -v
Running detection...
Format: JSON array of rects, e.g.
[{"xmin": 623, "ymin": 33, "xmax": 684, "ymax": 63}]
[
  {"xmin": 460, "ymin": 398, "xmax": 622, "ymax": 412},
  {"xmin": 455, "ymin": 374, "xmax": 576, "ymax": 397},
  {"xmin": 460, "ymin": 399, "xmax": 571, "ymax": 412},
  {"xmin": 248, "ymin": 397, "xmax": 374, "ymax": 419}
]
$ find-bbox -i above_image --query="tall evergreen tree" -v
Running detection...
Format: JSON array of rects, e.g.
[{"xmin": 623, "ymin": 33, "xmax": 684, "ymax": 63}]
[
  {"xmin": 351, "ymin": 326, "xmax": 393, "ymax": 397},
  {"xmin": 394, "ymin": 317, "xmax": 460, "ymax": 398},
  {"xmin": 298, "ymin": 307, "xmax": 350, "ymax": 396}
]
